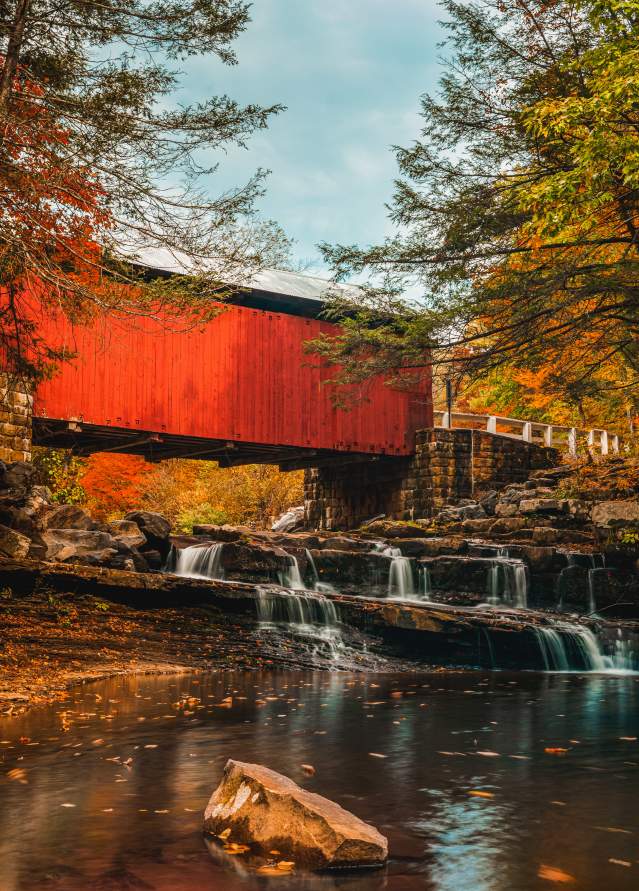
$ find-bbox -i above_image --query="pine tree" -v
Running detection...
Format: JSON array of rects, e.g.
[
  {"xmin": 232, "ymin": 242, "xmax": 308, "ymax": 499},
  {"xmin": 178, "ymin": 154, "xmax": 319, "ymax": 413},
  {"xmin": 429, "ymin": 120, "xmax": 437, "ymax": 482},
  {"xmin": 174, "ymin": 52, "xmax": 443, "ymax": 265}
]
[{"xmin": 314, "ymin": 0, "xmax": 639, "ymax": 423}]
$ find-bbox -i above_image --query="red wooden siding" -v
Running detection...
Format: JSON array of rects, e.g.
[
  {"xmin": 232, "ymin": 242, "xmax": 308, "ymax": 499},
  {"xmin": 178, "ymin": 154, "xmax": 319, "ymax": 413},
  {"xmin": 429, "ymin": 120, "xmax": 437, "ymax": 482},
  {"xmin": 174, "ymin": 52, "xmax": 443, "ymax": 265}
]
[{"xmin": 33, "ymin": 304, "xmax": 432, "ymax": 455}]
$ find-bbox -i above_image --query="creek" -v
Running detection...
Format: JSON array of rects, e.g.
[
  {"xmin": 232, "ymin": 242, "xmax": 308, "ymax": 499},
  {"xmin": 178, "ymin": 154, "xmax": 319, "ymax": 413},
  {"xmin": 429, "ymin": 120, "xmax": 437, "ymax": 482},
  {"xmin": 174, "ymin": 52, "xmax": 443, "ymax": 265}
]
[{"xmin": 0, "ymin": 670, "xmax": 637, "ymax": 891}]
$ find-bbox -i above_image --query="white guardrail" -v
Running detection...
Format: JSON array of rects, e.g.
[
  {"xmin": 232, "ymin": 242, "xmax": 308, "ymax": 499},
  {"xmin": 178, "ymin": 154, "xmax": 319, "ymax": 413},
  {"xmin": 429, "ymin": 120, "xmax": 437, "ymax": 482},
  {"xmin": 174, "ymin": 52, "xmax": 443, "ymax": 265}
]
[{"xmin": 433, "ymin": 410, "xmax": 620, "ymax": 457}]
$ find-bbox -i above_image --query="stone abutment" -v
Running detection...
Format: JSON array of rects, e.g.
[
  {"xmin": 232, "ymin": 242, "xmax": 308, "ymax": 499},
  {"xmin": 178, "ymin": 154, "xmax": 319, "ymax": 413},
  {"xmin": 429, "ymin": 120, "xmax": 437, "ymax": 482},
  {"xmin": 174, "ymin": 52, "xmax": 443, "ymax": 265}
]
[
  {"xmin": 0, "ymin": 374, "xmax": 32, "ymax": 464},
  {"xmin": 304, "ymin": 428, "xmax": 559, "ymax": 530}
]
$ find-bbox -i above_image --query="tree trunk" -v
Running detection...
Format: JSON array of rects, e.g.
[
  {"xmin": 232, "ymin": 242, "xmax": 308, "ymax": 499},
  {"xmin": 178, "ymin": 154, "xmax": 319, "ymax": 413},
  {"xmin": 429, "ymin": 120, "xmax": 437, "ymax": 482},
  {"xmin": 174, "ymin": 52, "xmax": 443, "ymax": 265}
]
[{"xmin": 0, "ymin": 0, "xmax": 32, "ymax": 110}]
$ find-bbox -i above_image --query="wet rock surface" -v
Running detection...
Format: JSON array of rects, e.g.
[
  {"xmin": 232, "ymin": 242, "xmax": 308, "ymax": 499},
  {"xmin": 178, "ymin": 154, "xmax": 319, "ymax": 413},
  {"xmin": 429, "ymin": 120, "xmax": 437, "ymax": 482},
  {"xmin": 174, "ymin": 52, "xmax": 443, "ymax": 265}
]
[{"xmin": 204, "ymin": 759, "xmax": 388, "ymax": 870}]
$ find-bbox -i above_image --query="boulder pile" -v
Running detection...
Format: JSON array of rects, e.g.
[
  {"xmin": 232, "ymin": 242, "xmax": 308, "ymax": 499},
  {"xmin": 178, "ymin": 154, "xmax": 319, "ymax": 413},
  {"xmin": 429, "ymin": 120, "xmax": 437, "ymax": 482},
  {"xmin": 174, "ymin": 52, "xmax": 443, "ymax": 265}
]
[{"xmin": 0, "ymin": 460, "xmax": 171, "ymax": 571}]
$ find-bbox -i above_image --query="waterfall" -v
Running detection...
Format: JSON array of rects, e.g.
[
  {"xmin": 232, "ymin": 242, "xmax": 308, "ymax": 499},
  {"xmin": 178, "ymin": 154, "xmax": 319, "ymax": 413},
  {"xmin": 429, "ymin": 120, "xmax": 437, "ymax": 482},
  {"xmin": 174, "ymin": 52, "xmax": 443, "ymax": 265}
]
[
  {"xmin": 304, "ymin": 549, "xmax": 336, "ymax": 594},
  {"xmin": 420, "ymin": 565, "xmax": 432, "ymax": 600},
  {"xmin": 172, "ymin": 543, "xmax": 225, "ymax": 580},
  {"xmin": 487, "ymin": 557, "xmax": 528, "ymax": 608},
  {"xmin": 535, "ymin": 627, "xmax": 570, "ymax": 672},
  {"xmin": 278, "ymin": 555, "xmax": 306, "ymax": 590},
  {"xmin": 534, "ymin": 623, "xmax": 638, "ymax": 673},
  {"xmin": 386, "ymin": 548, "xmax": 416, "ymax": 599},
  {"xmin": 255, "ymin": 587, "xmax": 344, "ymax": 659}
]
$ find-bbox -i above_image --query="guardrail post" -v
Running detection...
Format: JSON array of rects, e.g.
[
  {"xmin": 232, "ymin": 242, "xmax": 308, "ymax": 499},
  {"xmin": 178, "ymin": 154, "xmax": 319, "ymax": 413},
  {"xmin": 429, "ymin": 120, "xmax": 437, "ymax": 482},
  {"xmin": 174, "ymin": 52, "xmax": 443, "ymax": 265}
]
[
  {"xmin": 600, "ymin": 430, "xmax": 609, "ymax": 456},
  {"xmin": 612, "ymin": 434, "xmax": 620, "ymax": 454},
  {"xmin": 568, "ymin": 428, "xmax": 577, "ymax": 456},
  {"xmin": 522, "ymin": 422, "xmax": 532, "ymax": 443},
  {"xmin": 544, "ymin": 425, "xmax": 553, "ymax": 447},
  {"xmin": 487, "ymin": 416, "xmax": 497, "ymax": 434},
  {"xmin": 587, "ymin": 430, "xmax": 596, "ymax": 455},
  {"xmin": 441, "ymin": 412, "xmax": 451, "ymax": 429}
]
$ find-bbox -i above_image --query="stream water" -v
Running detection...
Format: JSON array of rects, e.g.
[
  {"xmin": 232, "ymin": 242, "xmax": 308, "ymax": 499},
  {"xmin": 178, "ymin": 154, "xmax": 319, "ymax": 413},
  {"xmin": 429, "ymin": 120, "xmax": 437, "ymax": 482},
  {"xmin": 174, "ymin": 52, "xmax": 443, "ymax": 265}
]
[{"xmin": 0, "ymin": 670, "xmax": 638, "ymax": 891}]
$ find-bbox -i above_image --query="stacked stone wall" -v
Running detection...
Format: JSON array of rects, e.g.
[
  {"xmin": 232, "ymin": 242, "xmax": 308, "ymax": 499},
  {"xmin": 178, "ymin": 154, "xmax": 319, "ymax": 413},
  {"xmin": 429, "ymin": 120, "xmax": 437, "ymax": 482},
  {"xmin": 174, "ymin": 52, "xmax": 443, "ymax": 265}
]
[
  {"xmin": 305, "ymin": 457, "xmax": 412, "ymax": 531},
  {"xmin": 304, "ymin": 427, "xmax": 559, "ymax": 530},
  {"xmin": 0, "ymin": 374, "xmax": 33, "ymax": 463}
]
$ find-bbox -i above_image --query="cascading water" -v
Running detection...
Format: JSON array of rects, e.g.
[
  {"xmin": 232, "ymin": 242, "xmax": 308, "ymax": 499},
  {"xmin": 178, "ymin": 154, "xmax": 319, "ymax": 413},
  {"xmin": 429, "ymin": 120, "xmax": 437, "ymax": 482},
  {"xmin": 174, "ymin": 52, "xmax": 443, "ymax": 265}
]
[
  {"xmin": 172, "ymin": 543, "xmax": 225, "ymax": 580},
  {"xmin": 277, "ymin": 555, "xmax": 306, "ymax": 590},
  {"xmin": 255, "ymin": 586, "xmax": 344, "ymax": 660},
  {"xmin": 533, "ymin": 623, "xmax": 638, "ymax": 673},
  {"xmin": 383, "ymin": 547, "xmax": 419, "ymax": 599},
  {"xmin": 304, "ymin": 548, "xmax": 336, "ymax": 594},
  {"xmin": 420, "ymin": 566, "xmax": 432, "ymax": 600},
  {"xmin": 487, "ymin": 556, "xmax": 528, "ymax": 608}
]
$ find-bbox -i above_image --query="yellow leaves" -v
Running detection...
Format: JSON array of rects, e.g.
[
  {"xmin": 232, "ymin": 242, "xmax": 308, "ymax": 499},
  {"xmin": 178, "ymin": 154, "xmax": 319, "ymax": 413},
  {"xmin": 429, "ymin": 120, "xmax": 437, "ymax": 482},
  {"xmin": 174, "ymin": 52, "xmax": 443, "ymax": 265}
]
[
  {"xmin": 301, "ymin": 764, "xmax": 315, "ymax": 776},
  {"xmin": 6, "ymin": 768, "xmax": 28, "ymax": 784},
  {"xmin": 538, "ymin": 864, "xmax": 576, "ymax": 883},
  {"xmin": 223, "ymin": 842, "xmax": 250, "ymax": 855},
  {"xmin": 544, "ymin": 747, "xmax": 569, "ymax": 755},
  {"xmin": 257, "ymin": 861, "xmax": 295, "ymax": 875},
  {"xmin": 468, "ymin": 790, "xmax": 494, "ymax": 799}
]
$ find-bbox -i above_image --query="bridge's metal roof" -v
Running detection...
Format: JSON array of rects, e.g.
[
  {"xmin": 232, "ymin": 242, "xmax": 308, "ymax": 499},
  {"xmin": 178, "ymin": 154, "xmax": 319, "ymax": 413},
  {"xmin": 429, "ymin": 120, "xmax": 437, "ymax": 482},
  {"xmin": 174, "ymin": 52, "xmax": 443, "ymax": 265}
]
[{"xmin": 130, "ymin": 246, "xmax": 361, "ymax": 319}]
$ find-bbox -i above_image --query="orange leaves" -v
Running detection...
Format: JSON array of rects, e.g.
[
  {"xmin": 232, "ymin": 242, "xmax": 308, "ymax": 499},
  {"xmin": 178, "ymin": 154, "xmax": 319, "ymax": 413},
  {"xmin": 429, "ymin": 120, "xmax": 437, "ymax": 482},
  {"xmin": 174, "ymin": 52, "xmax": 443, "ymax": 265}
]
[
  {"xmin": 538, "ymin": 865, "xmax": 576, "ymax": 883},
  {"xmin": 80, "ymin": 453, "xmax": 155, "ymax": 521}
]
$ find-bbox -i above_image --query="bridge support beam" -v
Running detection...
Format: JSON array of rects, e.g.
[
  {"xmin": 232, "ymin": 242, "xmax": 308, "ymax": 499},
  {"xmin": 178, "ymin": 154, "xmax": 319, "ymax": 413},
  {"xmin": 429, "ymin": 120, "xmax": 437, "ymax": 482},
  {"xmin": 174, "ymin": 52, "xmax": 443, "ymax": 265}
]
[
  {"xmin": 0, "ymin": 374, "xmax": 32, "ymax": 464},
  {"xmin": 304, "ymin": 428, "xmax": 559, "ymax": 531}
]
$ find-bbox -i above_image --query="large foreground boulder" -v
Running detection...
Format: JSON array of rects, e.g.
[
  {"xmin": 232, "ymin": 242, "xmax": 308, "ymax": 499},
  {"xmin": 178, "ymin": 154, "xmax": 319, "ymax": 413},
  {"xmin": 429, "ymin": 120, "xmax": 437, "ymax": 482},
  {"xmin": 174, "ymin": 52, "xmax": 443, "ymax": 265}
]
[{"xmin": 203, "ymin": 760, "xmax": 388, "ymax": 870}]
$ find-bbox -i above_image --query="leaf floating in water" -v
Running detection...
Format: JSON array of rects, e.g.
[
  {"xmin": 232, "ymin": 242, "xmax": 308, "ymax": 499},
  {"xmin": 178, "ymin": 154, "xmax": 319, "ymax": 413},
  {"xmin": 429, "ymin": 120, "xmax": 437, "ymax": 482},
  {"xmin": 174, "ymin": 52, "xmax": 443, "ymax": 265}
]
[
  {"xmin": 60, "ymin": 803, "xmax": 76, "ymax": 808},
  {"xmin": 476, "ymin": 751, "xmax": 500, "ymax": 757},
  {"xmin": 619, "ymin": 736, "xmax": 637, "ymax": 741},
  {"xmin": 218, "ymin": 828, "xmax": 232, "ymax": 840},
  {"xmin": 6, "ymin": 768, "xmax": 28, "ymax": 784},
  {"xmin": 538, "ymin": 864, "xmax": 576, "ymax": 883},
  {"xmin": 545, "ymin": 748, "xmax": 569, "ymax": 755},
  {"xmin": 368, "ymin": 753, "xmax": 387, "ymax": 759},
  {"xmin": 223, "ymin": 843, "xmax": 250, "ymax": 855},
  {"xmin": 301, "ymin": 764, "xmax": 315, "ymax": 776},
  {"xmin": 468, "ymin": 790, "xmax": 494, "ymax": 799},
  {"xmin": 608, "ymin": 859, "xmax": 631, "ymax": 867},
  {"xmin": 277, "ymin": 861, "xmax": 295, "ymax": 871},
  {"xmin": 154, "ymin": 809, "xmax": 169, "ymax": 814},
  {"xmin": 144, "ymin": 744, "xmax": 158, "ymax": 749}
]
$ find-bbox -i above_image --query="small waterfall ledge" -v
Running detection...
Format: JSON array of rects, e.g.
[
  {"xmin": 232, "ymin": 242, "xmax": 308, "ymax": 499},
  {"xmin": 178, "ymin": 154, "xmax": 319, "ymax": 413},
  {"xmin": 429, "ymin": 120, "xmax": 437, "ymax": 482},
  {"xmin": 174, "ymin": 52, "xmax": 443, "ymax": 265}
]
[{"xmin": 160, "ymin": 540, "xmax": 638, "ymax": 674}]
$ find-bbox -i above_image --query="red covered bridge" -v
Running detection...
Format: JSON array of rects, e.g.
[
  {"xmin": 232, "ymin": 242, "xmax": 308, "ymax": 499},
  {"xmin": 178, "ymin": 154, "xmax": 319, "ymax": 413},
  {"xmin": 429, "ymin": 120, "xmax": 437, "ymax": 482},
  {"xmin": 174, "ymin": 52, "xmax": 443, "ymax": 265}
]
[{"xmin": 32, "ymin": 267, "xmax": 432, "ymax": 469}]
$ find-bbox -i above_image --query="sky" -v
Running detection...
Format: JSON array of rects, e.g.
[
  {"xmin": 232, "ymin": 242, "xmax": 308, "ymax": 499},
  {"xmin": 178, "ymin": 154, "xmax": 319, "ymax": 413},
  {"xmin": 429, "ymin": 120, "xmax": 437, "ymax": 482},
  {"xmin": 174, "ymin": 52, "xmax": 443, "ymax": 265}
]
[{"xmin": 181, "ymin": 0, "xmax": 443, "ymax": 274}]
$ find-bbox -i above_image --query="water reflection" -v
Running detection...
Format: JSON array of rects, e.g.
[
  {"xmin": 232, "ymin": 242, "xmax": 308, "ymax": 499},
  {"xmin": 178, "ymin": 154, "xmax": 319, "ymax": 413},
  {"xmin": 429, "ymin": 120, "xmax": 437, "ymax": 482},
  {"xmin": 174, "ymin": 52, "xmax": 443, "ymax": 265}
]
[{"xmin": 0, "ymin": 670, "xmax": 637, "ymax": 890}]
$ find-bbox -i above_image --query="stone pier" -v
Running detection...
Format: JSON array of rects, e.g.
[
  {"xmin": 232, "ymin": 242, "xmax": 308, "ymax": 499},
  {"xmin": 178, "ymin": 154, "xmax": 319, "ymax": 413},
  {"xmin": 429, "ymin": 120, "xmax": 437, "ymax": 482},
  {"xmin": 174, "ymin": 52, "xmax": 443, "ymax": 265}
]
[
  {"xmin": 305, "ymin": 428, "xmax": 558, "ymax": 530},
  {"xmin": 0, "ymin": 374, "xmax": 33, "ymax": 463}
]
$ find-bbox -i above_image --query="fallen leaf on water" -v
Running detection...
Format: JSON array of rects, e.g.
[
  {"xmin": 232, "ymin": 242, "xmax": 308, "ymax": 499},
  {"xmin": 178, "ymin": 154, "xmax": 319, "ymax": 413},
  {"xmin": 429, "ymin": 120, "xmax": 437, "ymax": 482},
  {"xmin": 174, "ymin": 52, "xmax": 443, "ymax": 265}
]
[
  {"xmin": 545, "ymin": 748, "xmax": 569, "ymax": 755},
  {"xmin": 468, "ymin": 790, "xmax": 494, "ymax": 799},
  {"xmin": 60, "ymin": 803, "xmax": 76, "ymax": 808},
  {"xmin": 223, "ymin": 843, "xmax": 250, "ymax": 855},
  {"xmin": 277, "ymin": 861, "xmax": 295, "ymax": 871},
  {"xmin": 257, "ymin": 866, "xmax": 284, "ymax": 875},
  {"xmin": 218, "ymin": 828, "xmax": 232, "ymax": 840},
  {"xmin": 538, "ymin": 864, "xmax": 576, "ymax": 883},
  {"xmin": 368, "ymin": 753, "xmax": 387, "ymax": 759},
  {"xmin": 594, "ymin": 826, "xmax": 632, "ymax": 835},
  {"xmin": 154, "ymin": 809, "xmax": 169, "ymax": 814},
  {"xmin": 608, "ymin": 859, "xmax": 631, "ymax": 867},
  {"xmin": 144, "ymin": 744, "xmax": 158, "ymax": 749},
  {"xmin": 301, "ymin": 764, "xmax": 315, "ymax": 776},
  {"xmin": 476, "ymin": 751, "xmax": 500, "ymax": 757},
  {"xmin": 619, "ymin": 736, "xmax": 637, "ymax": 741},
  {"xmin": 6, "ymin": 768, "xmax": 28, "ymax": 784},
  {"xmin": 269, "ymin": 850, "xmax": 281, "ymax": 856}
]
